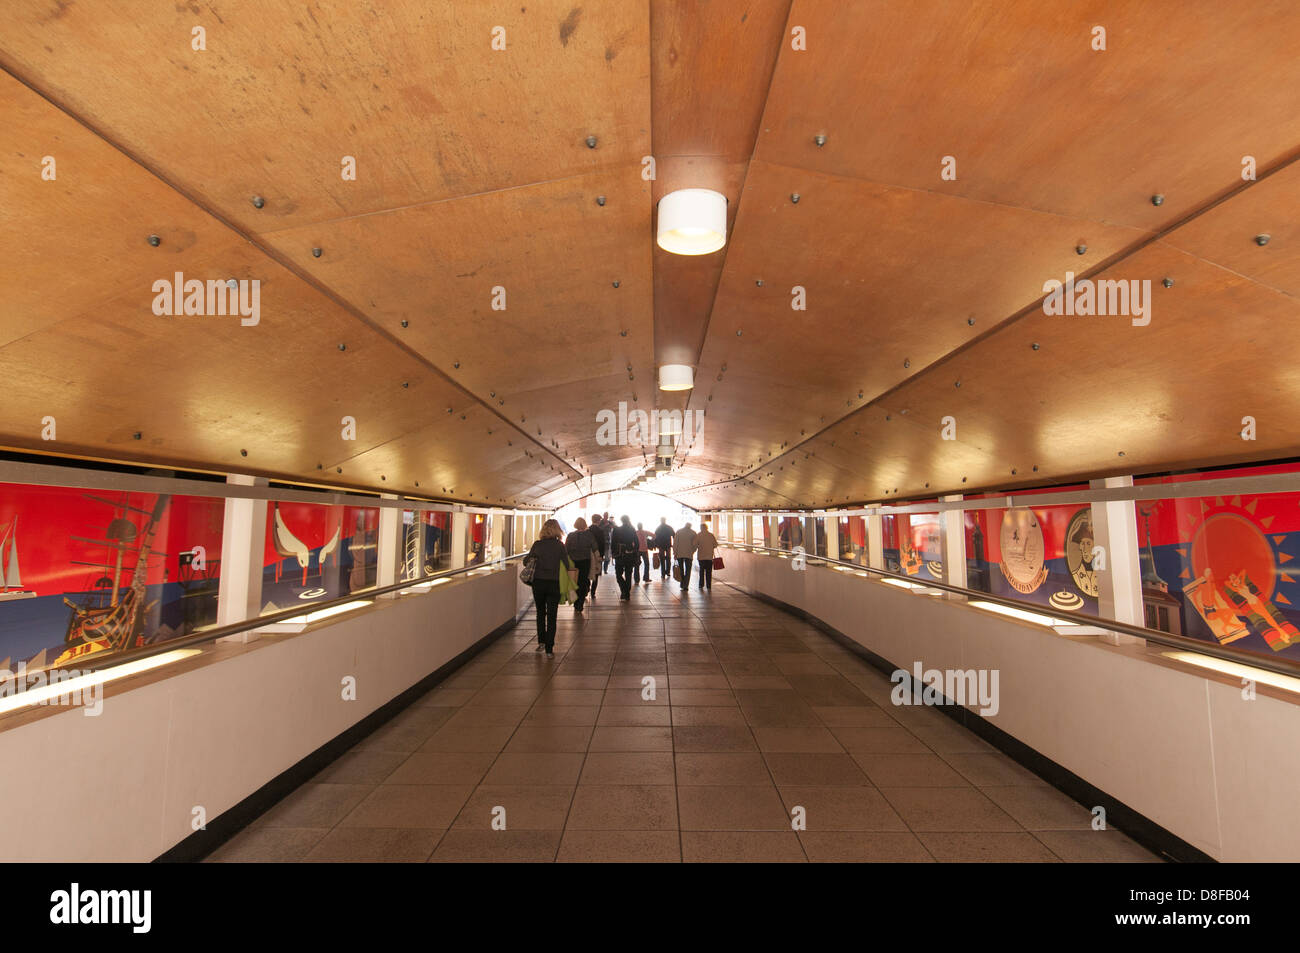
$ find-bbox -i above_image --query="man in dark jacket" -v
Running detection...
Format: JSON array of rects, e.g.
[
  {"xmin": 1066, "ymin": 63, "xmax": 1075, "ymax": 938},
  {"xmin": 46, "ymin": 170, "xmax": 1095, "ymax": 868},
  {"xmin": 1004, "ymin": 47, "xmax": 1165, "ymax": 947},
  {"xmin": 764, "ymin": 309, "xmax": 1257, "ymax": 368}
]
[
  {"xmin": 654, "ymin": 518, "xmax": 674, "ymax": 581},
  {"xmin": 610, "ymin": 515, "xmax": 640, "ymax": 600}
]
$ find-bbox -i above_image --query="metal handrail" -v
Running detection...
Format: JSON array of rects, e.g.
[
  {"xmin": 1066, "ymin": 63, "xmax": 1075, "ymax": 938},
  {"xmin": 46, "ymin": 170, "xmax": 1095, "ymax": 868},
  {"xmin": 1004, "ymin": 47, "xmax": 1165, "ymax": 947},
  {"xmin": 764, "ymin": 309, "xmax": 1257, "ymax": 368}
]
[
  {"xmin": 22, "ymin": 552, "xmax": 530, "ymax": 682},
  {"xmin": 724, "ymin": 543, "xmax": 1300, "ymax": 681}
]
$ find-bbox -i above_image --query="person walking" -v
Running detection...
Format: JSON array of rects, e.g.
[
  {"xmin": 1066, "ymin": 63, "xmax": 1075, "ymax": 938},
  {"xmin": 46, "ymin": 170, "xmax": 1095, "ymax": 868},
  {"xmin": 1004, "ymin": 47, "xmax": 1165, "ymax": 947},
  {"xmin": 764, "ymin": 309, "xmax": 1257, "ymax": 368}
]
[
  {"xmin": 634, "ymin": 522, "xmax": 652, "ymax": 584},
  {"xmin": 611, "ymin": 515, "xmax": 640, "ymax": 600},
  {"xmin": 695, "ymin": 520, "xmax": 718, "ymax": 591},
  {"xmin": 587, "ymin": 515, "xmax": 606, "ymax": 601},
  {"xmin": 654, "ymin": 517, "xmax": 674, "ymax": 582},
  {"xmin": 601, "ymin": 513, "xmax": 614, "ymax": 574},
  {"xmin": 526, "ymin": 519, "xmax": 574, "ymax": 657},
  {"xmin": 565, "ymin": 517, "xmax": 595, "ymax": 613},
  {"xmin": 674, "ymin": 521, "xmax": 698, "ymax": 591}
]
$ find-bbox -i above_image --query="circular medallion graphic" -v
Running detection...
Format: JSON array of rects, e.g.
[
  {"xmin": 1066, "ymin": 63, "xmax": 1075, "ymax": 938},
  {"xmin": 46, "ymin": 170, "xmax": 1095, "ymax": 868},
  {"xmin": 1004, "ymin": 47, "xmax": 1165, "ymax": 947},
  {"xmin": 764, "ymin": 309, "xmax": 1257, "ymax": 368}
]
[
  {"xmin": 1064, "ymin": 507, "xmax": 1100, "ymax": 598},
  {"xmin": 298, "ymin": 588, "xmax": 327, "ymax": 599},
  {"xmin": 926, "ymin": 560, "xmax": 944, "ymax": 578},
  {"xmin": 999, "ymin": 507, "xmax": 1048, "ymax": 594}
]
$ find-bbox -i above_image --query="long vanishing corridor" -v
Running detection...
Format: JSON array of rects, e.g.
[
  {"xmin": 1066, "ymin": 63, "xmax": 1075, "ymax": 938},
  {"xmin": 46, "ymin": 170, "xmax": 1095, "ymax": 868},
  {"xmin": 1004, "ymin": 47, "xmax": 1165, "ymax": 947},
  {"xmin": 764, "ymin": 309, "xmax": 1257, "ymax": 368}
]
[{"xmin": 210, "ymin": 579, "xmax": 1159, "ymax": 863}]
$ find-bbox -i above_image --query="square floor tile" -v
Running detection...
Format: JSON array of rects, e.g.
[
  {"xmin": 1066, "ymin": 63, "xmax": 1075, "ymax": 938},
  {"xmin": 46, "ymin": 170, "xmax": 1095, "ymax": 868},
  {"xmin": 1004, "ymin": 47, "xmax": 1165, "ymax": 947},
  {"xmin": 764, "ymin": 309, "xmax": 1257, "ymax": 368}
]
[
  {"xmin": 420, "ymin": 724, "xmax": 516, "ymax": 753},
  {"xmin": 303, "ymin": 827, "xmax": 441, "ymax": 862},
  {"xmin": 941, "ymin": 752, "xmax": 1044, "ymax": 787},
  {"xmin": 1034, "ymin": 830, "xmax": 1163, "ymax": 862},
  {"xmin": 482, "ymin": 753, "xmax": 586, "ymax": 786},
  {"xmin": 451, "ymin": 785, "xmax": 575, "ymax": 831},
  {"xmin": 812, "ymin": 706, "xmax": 898, "ymax": 728},
  {"xmin": 589, "ymin": 726, "xmax": 675, "ymax": 751},
  {"xmin": 206, "ymin": 827, "xmax": 328, "ymax": 862},
  {"xmin": 675, "ymin": 752, "xmax": 773, "ymax": 786},
  {"xmin": 753, "ymin": 726, "xmax": 846, "ymax": 753},
  {"xmin": 504, "ymin": 725, "xmax": 594, "ymax": 753},
  {"xmin": 798, "ymin": 831, "xmax": 933, "ymax": 863},
  {"xmin": 557, "ymin": 830, "xmax": 681, "ymax": 863},
  {"xmin": 596, "ymin": 706, "xmax": 673, "ymax": 727},
  {"xmin": 829, "ymin": 726, "xmax": 930, "ymax": 754},
  {"xmin": 440, "ymin": 706, "xmax": 530, "ymax": 728},
  {"xmin": 878, "ymin": 787, "xmax": 1022, "ymax": 832},
  {"xmin": 852, "ymin": 753, "xmax": 972, "ymax": 787},
  {"xmin": 339, "ymin": 784, "xmax": 474, "ymax": 830},
  {"xmin": 384, "ymin": 751, "xmax": 497, "ymax": 786},
  {"xmin": 763, "ymin": 753, "xmax": 871, "ymax": 786},
  {"xmin": 430, "ymin": 830, "xmax": 562, "ymax": 862},
  {"xmin": 566, "ymin": 785, "xmax": 679, "ymax": 830},
  {"xmin": 671, "ymin": 706, "xmax": 748, "ymax": 727},
  {"xmin": 311, "ymin": 749, "xmax": 407, "ymax": 785},
  {"xmin": 981, "ymin": 784, "xmax": 1095, "ymax": 830},
  {"xmin": 917, "ymin": 832, "xmax": 1061, "ymax": 862},
  {"xmin": 672, "ymin": 726, "xmax": 758, "ymax": 752},
  {"xmin": 580, "ymin": 751, "xmax": 676, "ymax": 785},
  {"xmin": 677, "ymin": 785, "xmax": 789, "ymax": 831},
  {"xmin": 681, "ymin": 831, "xmax": 806, "ymax": 862},
  {"xmin": 776, "ymin": 786, "xmax": 909, "ymax": 832}
]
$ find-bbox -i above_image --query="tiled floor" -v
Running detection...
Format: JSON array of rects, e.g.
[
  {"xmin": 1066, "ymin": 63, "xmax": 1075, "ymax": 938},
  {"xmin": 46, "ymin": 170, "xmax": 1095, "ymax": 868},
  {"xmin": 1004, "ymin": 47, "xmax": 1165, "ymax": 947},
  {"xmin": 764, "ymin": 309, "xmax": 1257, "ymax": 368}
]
[{"xmin": 208, "ymin": 578, "xmax": 1162, "ymax": 863}]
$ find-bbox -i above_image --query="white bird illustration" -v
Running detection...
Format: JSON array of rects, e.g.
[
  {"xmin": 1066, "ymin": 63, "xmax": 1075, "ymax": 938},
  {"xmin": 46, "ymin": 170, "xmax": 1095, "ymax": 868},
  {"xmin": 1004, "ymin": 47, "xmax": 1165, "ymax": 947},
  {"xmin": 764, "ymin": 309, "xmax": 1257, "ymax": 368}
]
[
  {"xmin": 272, "ymin": 504, "xmax": 311, "ymax": 586},
  {"xmin": 318, "ymin": 524, "xmax": 342, "ymax": 578}
]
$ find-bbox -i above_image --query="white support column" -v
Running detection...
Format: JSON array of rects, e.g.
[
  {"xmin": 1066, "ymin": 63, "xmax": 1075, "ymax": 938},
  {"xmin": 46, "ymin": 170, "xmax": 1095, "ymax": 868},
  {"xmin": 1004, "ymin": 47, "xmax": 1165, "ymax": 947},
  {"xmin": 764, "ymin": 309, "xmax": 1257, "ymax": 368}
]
[
  {"xmin": 867, "ymin": 514, "xmax": 885, "ymax": 571},
  {"xmin": 376, "ymin": 495, "xmax": 402, "ymax": 598},
  {"xmin": 216, "ymin": 474, "xmax": 268, "ymax": 642},
  {"xmin": 767, "ymin": 515, "xmax": 779, "ymax": 551},
  {"xmin": 824, "ymin": 517, "xmax": 840, "ymax": 561},
  {"xmin": 743, "ymin": 513, "xmax": 753, "ymax": 546},
  {"xmin": 1091, "ymin": 475, "xmax": 1145, "ymax": 645},
  {"xmin": 451, "ymin": 511, "xmax": 469, "ymax": 569},
  {"xmin": 940, "ymin": 495, "xmax": 967, "ymax": 589}
]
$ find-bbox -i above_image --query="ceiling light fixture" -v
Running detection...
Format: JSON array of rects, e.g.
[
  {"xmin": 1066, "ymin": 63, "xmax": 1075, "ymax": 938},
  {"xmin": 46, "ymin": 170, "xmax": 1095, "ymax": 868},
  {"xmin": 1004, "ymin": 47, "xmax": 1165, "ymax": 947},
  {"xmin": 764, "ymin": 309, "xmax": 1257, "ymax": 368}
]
[
  {"xmin": 658, "ymin": 364, "xmax": 694, "ymax": 391},
  {"xmin": 656, "ymin": 189, "xmax": 727, "ymax": 255}
]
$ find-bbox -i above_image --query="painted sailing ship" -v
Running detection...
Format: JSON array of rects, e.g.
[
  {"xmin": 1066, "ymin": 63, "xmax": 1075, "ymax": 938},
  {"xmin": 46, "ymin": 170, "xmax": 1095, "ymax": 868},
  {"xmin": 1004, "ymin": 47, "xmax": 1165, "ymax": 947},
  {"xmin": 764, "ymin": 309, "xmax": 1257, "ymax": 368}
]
[
  {"xmin": 55, "ymin": 494, "xmax": 171, "ymax": 666},
  {"xmin": 0, "ymin": 517, "xmax": 37, "ymax": 601}
]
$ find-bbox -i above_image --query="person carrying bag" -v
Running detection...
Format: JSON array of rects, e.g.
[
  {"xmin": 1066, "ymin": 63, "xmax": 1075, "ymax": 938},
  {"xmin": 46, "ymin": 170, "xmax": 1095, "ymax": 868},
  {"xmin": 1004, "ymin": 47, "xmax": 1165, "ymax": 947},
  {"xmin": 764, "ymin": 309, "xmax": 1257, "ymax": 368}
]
[{"xmin": 526, "ymin": 519, "xmax": 574, "ymax": 657}]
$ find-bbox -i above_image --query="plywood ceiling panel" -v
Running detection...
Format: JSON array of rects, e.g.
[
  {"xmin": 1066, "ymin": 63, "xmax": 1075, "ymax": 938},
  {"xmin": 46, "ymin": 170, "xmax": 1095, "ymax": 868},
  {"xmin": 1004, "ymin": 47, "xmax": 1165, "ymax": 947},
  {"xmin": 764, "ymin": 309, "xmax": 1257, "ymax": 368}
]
[
  {"xmin": 259, "ymin": 166, "xmax": 654, "ymax": 393},
  {"xmin": 0, "ymin": 0, "xmax": 652, "ymax": 232},
  {"xmin": 676, "ymin": 160, "xmax": 1148, "ymax": 471},
  {"xmin": 1159, "ymin": 162, "xmax": 1300, "ymax": 299},
  {"xmin": 755, "ymin": 0, "xmax": 1300, "ymax": 228},
  {"xmin": 648, "ymin": 0, "xmax": 789, "ymax": 372}
]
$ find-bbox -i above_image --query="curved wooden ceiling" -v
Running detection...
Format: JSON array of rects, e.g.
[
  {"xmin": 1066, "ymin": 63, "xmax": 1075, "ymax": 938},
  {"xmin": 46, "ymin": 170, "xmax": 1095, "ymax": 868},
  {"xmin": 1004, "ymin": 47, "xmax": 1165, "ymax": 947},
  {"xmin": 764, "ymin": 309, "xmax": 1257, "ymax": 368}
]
[{"xmin": 1, "ymin": 1, "xmax": 1297, "ymax": 510}]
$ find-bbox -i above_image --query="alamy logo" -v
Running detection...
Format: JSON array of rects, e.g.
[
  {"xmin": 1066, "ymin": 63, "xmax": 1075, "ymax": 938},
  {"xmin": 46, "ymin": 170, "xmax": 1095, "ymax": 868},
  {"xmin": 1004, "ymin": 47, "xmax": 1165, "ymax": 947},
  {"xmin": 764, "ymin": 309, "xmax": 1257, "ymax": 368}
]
[
  {"xmin": 595, "ymin": 401, "xmax": 704, "ymax": 447},
  {"xmin": 1042, "ymin": 271, "xmax": 1150, "ymax": 326},
  {"xmin": 0, "ymin": 663, "xmax": 102, "ymax": 716},
  {"xmin": 151, "ymin": 272, "xmax": 260, "ymax": 326},
  {"xmin": 50, "ymin": 883, "xmax": 151, "ymax": 933},
  {"xmin": 890, "ymin": 661, "xmax": 1000, "ymax": 716}
]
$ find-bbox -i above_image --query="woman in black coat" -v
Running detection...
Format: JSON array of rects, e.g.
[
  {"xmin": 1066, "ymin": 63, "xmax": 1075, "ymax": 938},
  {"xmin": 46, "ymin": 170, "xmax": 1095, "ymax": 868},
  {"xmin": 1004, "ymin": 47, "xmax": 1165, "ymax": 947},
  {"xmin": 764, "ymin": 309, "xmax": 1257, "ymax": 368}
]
[{"xmin": 527, "ymin": 519, "xmax": 574, "ymax": 657}]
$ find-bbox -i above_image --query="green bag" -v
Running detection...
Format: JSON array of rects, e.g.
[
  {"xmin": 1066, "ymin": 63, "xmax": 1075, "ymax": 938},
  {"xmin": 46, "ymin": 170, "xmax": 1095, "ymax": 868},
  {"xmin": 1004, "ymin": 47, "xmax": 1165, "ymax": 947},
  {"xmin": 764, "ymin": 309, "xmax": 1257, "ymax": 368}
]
[{"xmin": 557, "ymin": 555, "xmax": 577, "ymax": 604}]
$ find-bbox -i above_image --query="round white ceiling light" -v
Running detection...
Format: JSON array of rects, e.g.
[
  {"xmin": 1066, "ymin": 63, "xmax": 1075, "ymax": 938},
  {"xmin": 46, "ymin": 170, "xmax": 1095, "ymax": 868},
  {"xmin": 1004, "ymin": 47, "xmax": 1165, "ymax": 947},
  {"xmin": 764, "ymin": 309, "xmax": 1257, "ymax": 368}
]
[{"xmin": 656, "ymin": 189, "xmax": 727, "ymax": 256}]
